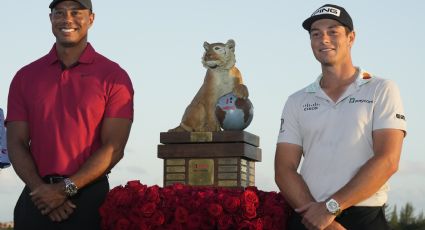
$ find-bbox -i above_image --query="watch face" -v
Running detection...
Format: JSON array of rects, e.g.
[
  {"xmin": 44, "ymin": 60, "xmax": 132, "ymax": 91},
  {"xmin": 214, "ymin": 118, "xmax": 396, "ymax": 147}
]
[
  {"xmin": 326, "ymin": 199, "xmax": 340, "ymax": 214},
  {"xmin": 328, "ymin": 201, "xmax": 338, "ymax": 211},
  {"xmin": 64, "ymin": 178, "xmax": 78, "ymax": 197}
]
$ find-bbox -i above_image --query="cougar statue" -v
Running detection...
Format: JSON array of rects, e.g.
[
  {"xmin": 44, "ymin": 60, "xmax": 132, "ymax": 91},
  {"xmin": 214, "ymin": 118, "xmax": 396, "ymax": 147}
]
[{"xmin": 169, "ymin": 39, "xmax": 249, "ymax": 132}]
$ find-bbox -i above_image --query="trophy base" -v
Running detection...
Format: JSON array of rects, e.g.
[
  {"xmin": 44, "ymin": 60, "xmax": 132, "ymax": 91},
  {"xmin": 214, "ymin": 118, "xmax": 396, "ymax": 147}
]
[{"xmin": 158, "ymin": 131, "xmax": 261, "ymax": 188}]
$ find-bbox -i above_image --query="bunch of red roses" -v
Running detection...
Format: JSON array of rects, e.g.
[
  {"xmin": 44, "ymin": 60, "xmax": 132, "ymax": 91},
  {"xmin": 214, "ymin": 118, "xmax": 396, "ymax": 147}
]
[{"xmin": 100, "ymin": 180, "xmax": 290, "ymax": 230}]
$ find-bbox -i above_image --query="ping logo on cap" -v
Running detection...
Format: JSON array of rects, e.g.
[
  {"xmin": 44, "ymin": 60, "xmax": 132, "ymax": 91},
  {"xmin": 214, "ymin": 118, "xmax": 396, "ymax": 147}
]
[{"xmin": 312, "ymin": 6, "xmax": 341, "ymax": 17}]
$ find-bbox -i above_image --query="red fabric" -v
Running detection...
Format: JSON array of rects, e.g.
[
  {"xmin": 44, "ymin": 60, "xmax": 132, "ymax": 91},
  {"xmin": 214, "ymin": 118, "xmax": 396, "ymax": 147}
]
[{"xmin": 6, "ymin": 43, "xmax": 134, "ymax": 177}]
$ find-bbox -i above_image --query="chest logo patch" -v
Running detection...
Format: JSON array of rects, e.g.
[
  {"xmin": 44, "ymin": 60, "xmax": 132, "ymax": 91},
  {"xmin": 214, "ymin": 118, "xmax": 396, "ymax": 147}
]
[
  {"xmin": 349, "ymin": 97, "xmax": 373, "ymax": 104},
  {"xmin": 302, "ymin": 102, "xmax": 320, "ymax": 111}
]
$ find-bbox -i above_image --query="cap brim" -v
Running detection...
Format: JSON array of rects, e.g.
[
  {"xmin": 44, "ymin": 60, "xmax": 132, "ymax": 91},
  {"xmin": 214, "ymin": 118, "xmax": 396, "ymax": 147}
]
[{"xmin": 49, "ymin": 0, "xmax": 91, "ymax": 9}]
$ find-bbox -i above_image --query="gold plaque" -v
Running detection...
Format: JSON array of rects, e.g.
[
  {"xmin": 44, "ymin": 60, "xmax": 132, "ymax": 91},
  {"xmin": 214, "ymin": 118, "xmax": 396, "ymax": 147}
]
[
  {"xmin": 241, "ymin": 173, "xmax": 248, "ymax": 180},
  {"xmin": 166, "ymin": 174, "xmax": 185, "ymax": 180},
  {"xmin": 218, "ymin": 173, "xmax": 237, "ymax": 180},
  {"xmin": 240, "ymin": 166, "xmax": 247, "ymax": 173},
  {"xmin": 241, "ymin": 159, "xmax": 247, "ymax": 166},
  {"xmin": 249, "ymin": 161, "xmax": 255, "ymax": 168},
  {"xmin": 249, "ymin": 166, "xmax": 255, "ymax": 173},
  {"xmin": 218, "ymin": 166, "xmax": 238, "ymax": 172},
  {"xmin": 188, "ymin": 159, "xmax": 214, "ymax": 185},
  {"xmin": 241, "ymin": 179, "xmax": 247, "ymax": 187},
  {"xmin": 190, "ymin": 132, "xmax": 213, "ymax": 142},
  {"xmin": 218, "ymin": 180, "xmax": 237, "ymax": 187},
  {"xmin": 166, "ymin": 159, "xmax": 186, "ymax": 166},
  {"xmin": 166, "ymin": 166, "xmax": 186, "ymax": 173},
  {"xmin": 249, "ymin": 175, "xmax": 255, "ymax": 183},
  {"xmin": 218, "ymin": 158, "xmax": 238, "ymax": 165}
]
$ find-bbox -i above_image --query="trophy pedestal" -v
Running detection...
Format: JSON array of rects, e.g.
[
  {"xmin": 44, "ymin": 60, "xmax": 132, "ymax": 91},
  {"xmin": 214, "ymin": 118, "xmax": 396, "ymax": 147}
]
[{"xmin": 158, "ymin": 131, "xmax": 262, "ymax": 188}]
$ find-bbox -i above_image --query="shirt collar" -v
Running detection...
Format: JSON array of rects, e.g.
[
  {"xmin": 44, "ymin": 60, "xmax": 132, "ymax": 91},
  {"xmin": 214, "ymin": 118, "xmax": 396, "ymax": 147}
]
[
  {"xmin": 305, "ymin": 67, "xmax": 374, "ymax": 93},
  {"xmin": 46, "ymin": 42, "xmax": 96, "ymax": 65}
]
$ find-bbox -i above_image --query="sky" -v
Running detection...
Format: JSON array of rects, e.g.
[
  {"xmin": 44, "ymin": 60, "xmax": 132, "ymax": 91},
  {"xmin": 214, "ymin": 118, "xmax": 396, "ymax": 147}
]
[{"xmin": 1, "ymin": 0, "xmax": 424, "ymax": 222}]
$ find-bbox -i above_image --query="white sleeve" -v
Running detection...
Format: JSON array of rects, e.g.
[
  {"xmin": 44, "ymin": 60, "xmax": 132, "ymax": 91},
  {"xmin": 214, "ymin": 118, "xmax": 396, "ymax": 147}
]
[
  {"xmin": 0, "ymin": 108, "xmax": 11, "ymax": 167},
  {"xmin": 277, "ymin": 96, "xmax": 302, "ymax": 146},
  {"xmin": 373, "ymin": 80, "xmax": 407, "ymax": 135}
]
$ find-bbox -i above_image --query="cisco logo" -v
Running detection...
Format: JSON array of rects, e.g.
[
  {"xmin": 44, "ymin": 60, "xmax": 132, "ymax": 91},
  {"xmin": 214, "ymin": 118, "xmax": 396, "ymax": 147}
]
[{"xmin": 303, "ymin": 102, "xmax": 320, "ymax": 111}]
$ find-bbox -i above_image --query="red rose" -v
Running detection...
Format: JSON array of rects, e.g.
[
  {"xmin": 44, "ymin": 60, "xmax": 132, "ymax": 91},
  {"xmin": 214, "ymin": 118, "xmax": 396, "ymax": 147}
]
[
  {"xmin": 146, "ymin": 185, "xmax": 160, "ymax": 203},
  {"xmin": 237, "ymin": 220, "xmax": 252, "ymax": 230},
  {"xmin": 108, "ymin": 186, "xmax": 133, "ymax": 208},
  {"xmin": 223, "ymin": 196, "xmax": 240, "ymax": 213},
  {"xmin": 208, "ymin": 203, "xmax": 223, "ymax": 218},
  {"xmin": 150, "ymin": 211, "xmax": 165, "ymax": 226},
  {"xmin": 200, "ymin": 217, "xmax": 216, "ymax": 230},
  {"xmin": 252, "ymin": 218, "xmax": 263, "ymax": 230},
  {"xmin": 166, "ymin": 222, "xmax": 183, "ymax": 230},
  {"xmin": 262, "ymin": 216, "xmax": 273, "ymax": 230},
  {"xmin": 187, "ymin": 213, "xmax": 202, "ymax": 229},
  {"xmin": 243, "ymin": 203, "xmax": 257, "ymax": 219},
  {"xmin": 114, "ymin": 218, "xmax": 130, "ymax": 230},
  {"xmin": 218, "ymin": 214, "xmax": 234, "ymax": 230},
  {"xmin": 241, "ymin": 190, "xmax": 259, "ymax": 208},
  {"xmin": 141, "ymin": 202, "xmax": 156, "ymax": 217},
  {"xmin": 174, "ymin": 206, "xmax": 189, "ymax": 223}
]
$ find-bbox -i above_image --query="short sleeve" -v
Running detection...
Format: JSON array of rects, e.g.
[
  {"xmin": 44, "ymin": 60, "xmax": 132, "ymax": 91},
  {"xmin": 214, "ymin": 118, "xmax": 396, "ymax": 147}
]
[
  {"xmin": 104, "ymin": 69, "xmax": 134, "ymax": 120},
  {"xmin": 277, "ymin": 96, "xmax": 302, "ymax": 146},
  {"xmin": 373, "ymin": 80, "xmax": 406, "ymax": 135},
  {"xmin": 6, "ymin": 71, "xmax": 28, "ymax": 123}
]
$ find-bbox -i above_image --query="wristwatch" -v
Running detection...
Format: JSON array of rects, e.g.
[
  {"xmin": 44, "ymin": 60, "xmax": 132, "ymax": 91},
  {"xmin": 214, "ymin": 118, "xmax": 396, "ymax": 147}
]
[
  {"xmin": 325, "ymin": 198, "xmax": 341, "ymax": 216},
  {"xmin": 64, "ymin": 178, "xmax": 78, "ymax": 197}
]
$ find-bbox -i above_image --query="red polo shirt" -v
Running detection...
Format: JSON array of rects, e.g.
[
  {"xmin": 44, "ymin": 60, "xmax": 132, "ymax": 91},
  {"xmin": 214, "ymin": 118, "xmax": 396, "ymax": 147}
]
[{"xmin": 6, "ymin": 43, "xmax": 134, "ymax": 177}]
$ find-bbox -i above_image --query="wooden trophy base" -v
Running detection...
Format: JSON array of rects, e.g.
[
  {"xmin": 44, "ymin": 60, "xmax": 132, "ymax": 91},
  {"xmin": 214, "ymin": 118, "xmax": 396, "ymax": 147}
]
[{"xmin": 157, "ymin": 131, "xmax": 261, "ymax": 188}]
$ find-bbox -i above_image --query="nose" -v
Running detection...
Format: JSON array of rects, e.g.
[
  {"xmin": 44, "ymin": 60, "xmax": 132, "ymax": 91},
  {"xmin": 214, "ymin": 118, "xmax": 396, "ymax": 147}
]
[
  {"xmin": 320, "ymin": 33, "xmax": 331, "ymax": 44},
  {"xmin": 62, "ymin": 11, "xmax": 74, "ymax": 21}
]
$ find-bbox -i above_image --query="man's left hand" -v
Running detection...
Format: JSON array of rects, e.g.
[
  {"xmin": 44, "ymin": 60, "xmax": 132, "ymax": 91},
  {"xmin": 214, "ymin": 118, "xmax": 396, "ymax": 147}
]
[{"xmin": 296, "ymin": 201, "xmax": 336, "ymax": 230}]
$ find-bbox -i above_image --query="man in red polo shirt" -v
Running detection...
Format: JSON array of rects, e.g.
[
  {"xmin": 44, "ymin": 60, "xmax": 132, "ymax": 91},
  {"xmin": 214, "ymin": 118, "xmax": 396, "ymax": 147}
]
[{"xmin": 6, "ymin": 0, "xmax": 134, "ymax": 229}]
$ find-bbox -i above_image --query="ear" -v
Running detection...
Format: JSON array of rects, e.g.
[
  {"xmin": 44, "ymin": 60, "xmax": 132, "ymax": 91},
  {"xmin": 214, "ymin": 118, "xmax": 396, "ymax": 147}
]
[
  {"xmin": 226, "ymin": 39, "xmax": 235, "ymax": 51},
  {"xmin": 203, "ymin": 41, "xmax": 210, "ymax": 51},
  {"xmin": 348, "ymin": 31, "xmax": 355, "ymax": 48},
  {"xmin": 88, "ymin": 12, "xmax": 95, "ymax": 28}
]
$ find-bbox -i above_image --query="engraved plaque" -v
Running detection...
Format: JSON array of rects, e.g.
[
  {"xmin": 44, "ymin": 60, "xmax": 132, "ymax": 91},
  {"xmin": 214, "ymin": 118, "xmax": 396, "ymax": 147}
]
[
  {"xmin": 241, "ymin": 159, "xmax": 247, "ymax": 166},
  {"xmin": 190, "ymin": 132, "xmax": 213, "ymax": 142},
  {"xmin": 240, "ymin": 166, "xmax": 247, "ymax": 173},
  {"xmin": 241, "ymin": 172, "xmax": 248, "ymax": 180},
  {"xmin": 188, "ymin": 159, "xmax": 214, "ymax": 185},
  {"xmin": 166, "ymin": 174, "xmax": 185, "ymax": 180},
  {"xmin": 218, "ymin": 158, "xmax": 238, "ymax": 165},
  {"xmin": 249, "ymin": 175, "xmax": 255, "ymax": 183},
  {"xmin": 218, "ymin": 180, "xmax": 238, "ymax": 187},
  {"xmin": 166, "ymin": 166, "xmax": 186, "ymax": 173},
  {"xmin": 218, "ymin": 173, "xmax": 237, "ymax": 180},
  {"xmin": 241, "ymin": 179, "xmax": 247, "ymax": 187},
  {"xmin": 249, "ymin": 161, "xmax": 255, "ymax": 168},
  {"xmin": 249, "ymin": 166, "xmax": 255, "ymax": 173},
  {"xmin": 218, "ymin": 166, "xmax": 238, "ymax": 172},
  {"xmin": 166, "ymin": 159, "xmax": 186, "ymax": 166}
]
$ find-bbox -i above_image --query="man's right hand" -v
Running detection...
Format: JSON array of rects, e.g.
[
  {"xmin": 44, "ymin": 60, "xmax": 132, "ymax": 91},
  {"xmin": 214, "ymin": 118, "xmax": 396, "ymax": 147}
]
[
  {"xmin": 30, "ymin": 183, "xmax": 67, "ymax": 215},
  {"xmin": 325, "ymin": 221, "xmax": 347, "ymax": 230},
  {"xmin": 48, "ymin": 200, "xmax": 76, "ymax": 222}
]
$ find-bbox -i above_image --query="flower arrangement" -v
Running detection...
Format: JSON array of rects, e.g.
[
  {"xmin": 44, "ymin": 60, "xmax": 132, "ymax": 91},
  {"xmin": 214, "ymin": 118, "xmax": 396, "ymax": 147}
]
[{"xmin": 100, "ymin": 181, "xmax": 290, "ymax": 230}]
